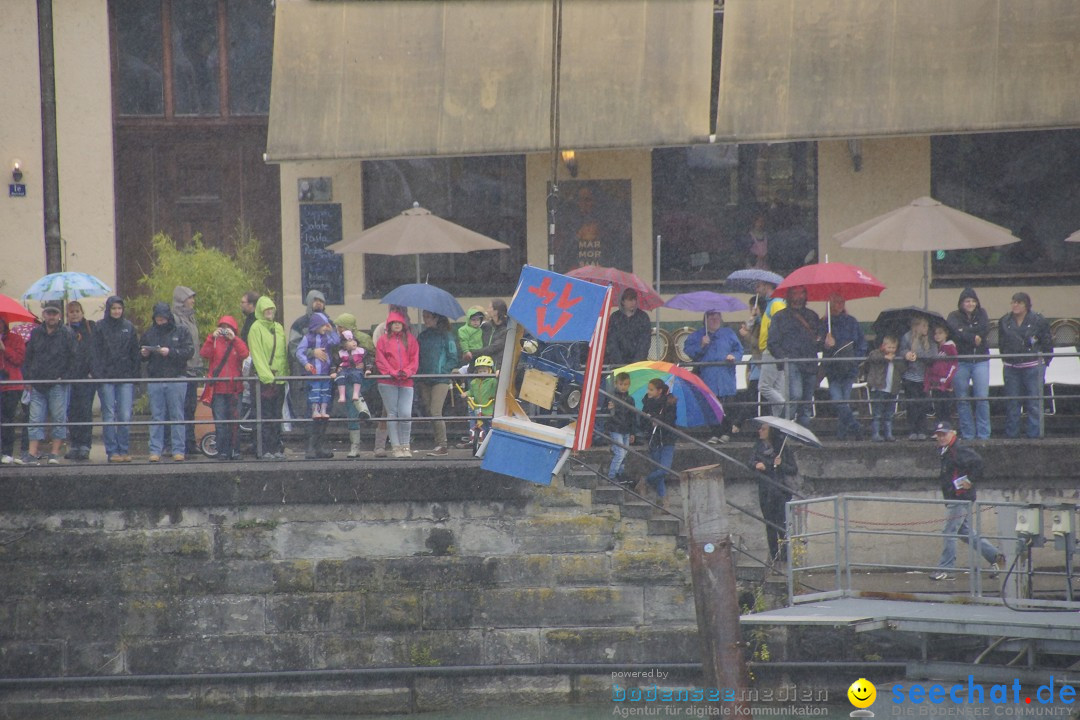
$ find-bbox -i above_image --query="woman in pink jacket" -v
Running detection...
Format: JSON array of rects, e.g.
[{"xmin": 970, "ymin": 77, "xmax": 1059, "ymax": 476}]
[{"xmin": 375, "ymin": 310, "xmax": 420, "ymax": 458}]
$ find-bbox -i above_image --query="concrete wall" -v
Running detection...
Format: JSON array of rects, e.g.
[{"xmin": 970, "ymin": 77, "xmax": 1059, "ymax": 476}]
[{"xmin": 0, "ymin": 0, "xmax": 115, "ymax": 312}]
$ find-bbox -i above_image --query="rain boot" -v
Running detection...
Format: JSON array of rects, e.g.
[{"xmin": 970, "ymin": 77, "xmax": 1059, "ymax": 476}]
[
  {"xmin": 870, "ymin": 418, "xmax": 882, "ymax": 442},
  {"xmin": 374, "ymin": 423, "xmax": 388, "ymax": 458},
  {"xmin": 884, "ymin": 419, "xmax": 896, "ymax": 442},
  {"xmin": 352, "ymin": 395, "xmax": 371, "ymax": 420},
  {"xmin": 316, "ymin": 418, "xmax": 334, "ymax": 458},
  {"xmin": 348, "ymin": 430, "xmax": 362, "ymax": 458},
  {"xmin": 305, "ymin": 421, "xmax": 318, "ymax": 459}
]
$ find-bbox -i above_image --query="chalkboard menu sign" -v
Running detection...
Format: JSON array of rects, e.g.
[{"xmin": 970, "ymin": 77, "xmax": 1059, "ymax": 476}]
[{"xmin": 300, "ymin": 203, "xmax": 344, "ymax": 305}]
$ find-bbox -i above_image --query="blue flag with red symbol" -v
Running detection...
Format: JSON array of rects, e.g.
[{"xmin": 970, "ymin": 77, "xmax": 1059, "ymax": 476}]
[{"xmin": 508, "ymin": 266, "xmax": 608, "ymax": 342}]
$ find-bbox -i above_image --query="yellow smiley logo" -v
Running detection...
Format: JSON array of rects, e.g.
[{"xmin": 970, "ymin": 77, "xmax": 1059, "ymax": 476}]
[{"xmin": 848, "ymin": 678, "xmax": 877, "ymax": 709}]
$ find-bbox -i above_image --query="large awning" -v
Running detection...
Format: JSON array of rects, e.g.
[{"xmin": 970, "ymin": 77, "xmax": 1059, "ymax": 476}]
[
  {"xmin": 266, "ymin": 0, "xmax": 713, "ymax": 162},
  {"xmin": 716, "ymin": 0, "xmax": 1080, "ymax": 142}
]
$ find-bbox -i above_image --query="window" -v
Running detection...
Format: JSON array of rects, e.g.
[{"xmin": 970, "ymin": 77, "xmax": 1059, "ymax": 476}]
[
  {"xmin": 652, "ymin": 143, "xmax": 818, "ymax": 287},
  {"xmin": 931, "ymin": 130, "xmax": 1080, "ymax": 285},
  {"xmin": 111, "ymin": 0, "xmax": 274, "ymax": 119},
  {"xmin": 361, "ymin": 157, "xmax": 526, "ymax": 298}
]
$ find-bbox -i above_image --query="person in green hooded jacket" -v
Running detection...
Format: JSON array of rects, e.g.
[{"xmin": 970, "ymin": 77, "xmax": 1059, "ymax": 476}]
[
  {"xmin": 457, "ymin": 306, "xmax": 486, "ymax": 363},
  {"xmin": 248, "ymin": 296, "xmax": 288, "ymax": 459}
]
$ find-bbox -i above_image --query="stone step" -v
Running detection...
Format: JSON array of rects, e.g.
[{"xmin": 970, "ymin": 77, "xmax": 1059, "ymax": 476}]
[
  {"xmin": 620, "ymin": 501, "xmax": 655, "ymax": 520},
  {"xmin": 564, "ymin": 469, "xmax": 599, "ymax": 490},
  {"xmin": 592, "ymin": 487, "xmax": 624, "ymax": 505},
  {"xmin": 647, "ymin": 518, "xmax": 682, "ymax": 536}
]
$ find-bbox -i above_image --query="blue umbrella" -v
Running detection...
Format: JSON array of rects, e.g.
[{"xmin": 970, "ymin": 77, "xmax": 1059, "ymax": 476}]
[
  {"xmin": 22, "ymin": 271, "xmax": 112, "ymax": 302},
  {"xmin": 664, "ymin": 291, "xmax": 748, "ymax": 313},
  {"xmin": 380, "ymin": 283, "xmax": 465, "ymax": 319},
  {"xmin": 724, "ymin": 268, "xmax": 785, "ymax": 293}
]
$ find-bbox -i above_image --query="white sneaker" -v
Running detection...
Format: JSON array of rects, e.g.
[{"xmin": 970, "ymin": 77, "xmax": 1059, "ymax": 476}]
[
  {"xmin": 0, "ymin": 454, "xmax": 12, "ymax": 465},
  {"xmin": 929, "ymin": 571, "xmax": 954, "ymax": 581}
]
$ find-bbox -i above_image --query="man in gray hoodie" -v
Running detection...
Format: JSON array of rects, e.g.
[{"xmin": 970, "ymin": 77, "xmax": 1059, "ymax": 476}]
[{"xmin": 172, "ymin": 286, "xmax": 202, "ymax": 455}]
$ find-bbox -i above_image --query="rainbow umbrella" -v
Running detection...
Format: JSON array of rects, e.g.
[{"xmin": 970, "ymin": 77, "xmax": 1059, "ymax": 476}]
[{"xmin": 611, "ymin": 360, "xmax": 724, "ymax": 428}]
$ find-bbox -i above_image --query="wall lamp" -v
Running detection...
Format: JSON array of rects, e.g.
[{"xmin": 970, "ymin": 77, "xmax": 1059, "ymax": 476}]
[
  {"xmin": 560, "ymin": 149, "xmax": 579, "ymax": 178},
  {"xmin": 12, "ymin": 159, "xmax": 23, "ymax": 183}
]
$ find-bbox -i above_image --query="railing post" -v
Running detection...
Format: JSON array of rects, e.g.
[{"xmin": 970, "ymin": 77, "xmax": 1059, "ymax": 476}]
[
  {"xmin": 254, "ymin": 384, "xmax": 263, "ymax": 458},
  {"xmin": 683, "ymin": 464, "xmax": 752, "ymax": 718}
]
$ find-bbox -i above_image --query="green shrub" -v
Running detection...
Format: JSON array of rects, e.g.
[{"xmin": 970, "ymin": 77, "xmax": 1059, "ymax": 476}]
[{"xmin": 128, "ymin": 223, "xmax": 271, "ymax": 338}]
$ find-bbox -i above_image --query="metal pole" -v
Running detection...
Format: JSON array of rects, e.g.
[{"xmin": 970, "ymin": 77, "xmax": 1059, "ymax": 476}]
[
  {"xmin": 684, "ymin": 464, "xmax": 752, "ymax": 717},
  {"xmin": 655, "ymin": 234, "xmax": 661, "ymax": 354},
  {"xmin": 37, "ymin": 0, "xmax": 63, "ymax": 273}
]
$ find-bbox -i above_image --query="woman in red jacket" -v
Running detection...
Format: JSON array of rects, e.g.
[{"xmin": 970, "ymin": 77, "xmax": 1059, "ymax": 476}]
[
  {"xmin": 199, "ymin": 315, "xmax": 249, "ymax": 460},
  {"xmin": 0, "ymin": 317, "xmax": 27, "ymax": 464},
  {"xmin": 375, "ymin": 310, "xmax": 419, "ymax": 458}
]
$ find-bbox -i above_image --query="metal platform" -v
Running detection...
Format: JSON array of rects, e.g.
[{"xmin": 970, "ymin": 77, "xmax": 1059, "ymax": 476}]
[{"xmin": 741, "ymin": 597, "xmax": 1080, "ymax": 643}]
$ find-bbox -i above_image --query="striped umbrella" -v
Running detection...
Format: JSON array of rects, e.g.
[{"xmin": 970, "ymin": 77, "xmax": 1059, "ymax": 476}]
[
  {"xmin": 22, "ymin": 271, "xmax": 112, "ymax": 302},
  {"xmin": 611, "ymin": 360, "xmax": 724, "ymax": 428}
]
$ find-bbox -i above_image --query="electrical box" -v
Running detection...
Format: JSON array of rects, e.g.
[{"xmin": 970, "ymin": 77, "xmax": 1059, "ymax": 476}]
[
  {"xmin": 1015, "ymin": 505, "xmax": 1043, "ymax": 538},
  {"xmin": 1051, "ymin": 505, "xmax": 1075, "ymax": 536}
]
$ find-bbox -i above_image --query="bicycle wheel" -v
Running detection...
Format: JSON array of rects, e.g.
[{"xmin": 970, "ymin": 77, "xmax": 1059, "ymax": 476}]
[{"xmin": 200, "ymin": 432, "xmax": 219, "ymax": 458}]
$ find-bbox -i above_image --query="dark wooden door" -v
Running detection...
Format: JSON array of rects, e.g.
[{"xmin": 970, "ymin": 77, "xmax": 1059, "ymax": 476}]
[{"xmin": 113, "ymin": 122, "xmax": 281, "ymax": 300}]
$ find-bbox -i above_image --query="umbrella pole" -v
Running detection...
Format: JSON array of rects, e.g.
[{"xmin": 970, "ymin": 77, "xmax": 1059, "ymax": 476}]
[{"xmin": 923, "ymin": 251, "xmax": 930, "ymax": 310}]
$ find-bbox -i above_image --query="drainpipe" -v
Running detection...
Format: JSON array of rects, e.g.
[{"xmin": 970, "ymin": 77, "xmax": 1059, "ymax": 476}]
[{"xmin": 38, "ymin": 0, "xmax": 63, "ymax": 273}]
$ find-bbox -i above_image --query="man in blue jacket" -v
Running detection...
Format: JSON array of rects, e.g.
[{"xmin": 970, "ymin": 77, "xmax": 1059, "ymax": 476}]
[
  {"xmin": 821, "ymin": 293, "xmax": 867, "ymax": 440},
  {"xmin": 140, "ymin": 301, "xmax": 194, "ymax": 461}
]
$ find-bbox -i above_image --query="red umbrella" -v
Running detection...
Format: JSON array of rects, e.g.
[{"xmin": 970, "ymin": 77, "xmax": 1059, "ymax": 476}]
[
  {"xmin": 0, "ymin": 294, "xmax": 36, "ymax": 325},
  {"xmin": 770, "ymin": 261, "xmax": 885, "ymax": 302},
  {"xmin": 566, "ymin": 265, "xmax": 663, "ymax": 311}
]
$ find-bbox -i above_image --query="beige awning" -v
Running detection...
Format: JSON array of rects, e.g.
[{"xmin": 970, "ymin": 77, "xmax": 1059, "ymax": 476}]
[
  {"xmin": 266, "ymin": 0, "xmax": 713, "ymax": 162},
  {"xmin": 716, "ymin": 0, "xmax": 1080, "ymax": 142}
]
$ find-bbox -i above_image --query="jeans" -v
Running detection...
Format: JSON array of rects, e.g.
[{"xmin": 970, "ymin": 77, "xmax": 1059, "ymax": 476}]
[
  {"xmin": 645, "ymin": 444, "xmax": 675, "ymax": 498},
  {"xmin": 938, "ymin": 501, "xmax": 1001, "ymax": 569},
  {"xmin": 148, "ymin": 381, "xmax": 186, "ymax": 455},
  {"xmin": 98, "ymin": 382, "xmax": 133, "ymax": 456},
  {"xmin": 902, "ymin": 378, "xmax": 931, "ymax": 436},
  {"xmin": 758, "ymin": 352, "xmax": 786, "ymax": 417},
  {"xmin": 417, "ymin": 381, "xmax": 450, "ymax": 447},
  {"xmin": 378, "ymin": 383, "xmax": 414, "ymax": 447},
  {"xmin": 827, "ymin": 376, "xmax": 860, "ymax": 438},
  {"xmin": 211, "ymin": 392, "xmax": 239, "ymax": 458},
  {"xmin": 758, "ymin": 482, "xmax": 792, "ymax": 561},
  {"xmin": 786, "ymin": 366, "xmax": 818, "ymax": 428},
  {"xmin": 608, "ymin": 431, "xmax": 630, "ymax": 480},
  {"xmin": 257, "ymin": 383, "xmax": 284, "ymax": 454},
  {"xmin": 953, "ymin": 361, "xmax": 991, "ymax": 440},
  {"xmin": 1003, "ymin": 364, "xmax": 1044, "ymax": 438},
  {"xmin": 28, "ymin": 384, "xmax": 70, "ymax": 442},
  {"xmin": 870, "ymin": 390, "xmax": 898, "ymax": 439},
  {"xmin": 1, "ymin": 391, "xmax": 20, "ymax": 456},
  {"xmin": 67, "ymin": 381, "xmax": 97, "ymax": 449}
]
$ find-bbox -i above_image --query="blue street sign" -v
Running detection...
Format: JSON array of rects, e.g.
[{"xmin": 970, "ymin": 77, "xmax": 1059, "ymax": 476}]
[{"xmin": 9, "ymin": 184, "xmax": 26, "ymax": 198}]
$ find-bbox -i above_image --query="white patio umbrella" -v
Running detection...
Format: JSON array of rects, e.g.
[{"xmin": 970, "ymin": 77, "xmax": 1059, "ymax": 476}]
[
  {"xmin": 835, "ymin": 196, "xmax": 1019, "ymax": 308},
  {"xmin": 327, "ymin": 202, "xmax": 510, "ymax": 283},
  {"xmin": 1065, "ymin": 229, "xmax": 1080, "ymax": 243}
]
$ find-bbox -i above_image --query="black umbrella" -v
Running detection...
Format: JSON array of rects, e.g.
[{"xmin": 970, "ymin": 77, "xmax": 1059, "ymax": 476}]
[{"xmin": 872, "ymin": 306, "xmax": 947, "ymax": 341}]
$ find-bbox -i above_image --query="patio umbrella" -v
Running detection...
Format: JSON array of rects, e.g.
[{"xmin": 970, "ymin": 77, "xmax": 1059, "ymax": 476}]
[
  {"xmin": 327, "ymin": 202, "xmax": 510, "ymax": 283},
  {"xmin": 611, "ymin": 360, "xmax": 724, "ymax": 428},
  {"xmin": 0, "ymin": 294, "xmax": 37, "ymax": 325},
  {"xmin": 22, "ymin": 271, "xmax": 111, "ymax": 302},
  {"xmin": 664, "ymin": 291, "xmax": 748, "ymax": 314},
  {"xmin": 380, "ymin": 283, "xmax": 465, "ymax": 320},
  {"xmin": 566, "ymin": 266, "xmax": 663, "ymax": 311},
  {"xmin": 753, "ymin": 415, "xmax": 823, "ymax": 450},
  {"xmin": 1066, "ymin": 230, "xmax": 1080, "ymax": 243},
  {"xmin": 835, "ymin": 196, "xmax": 1019, "ymax": 308},
  {"xmin": 724, "ymin": 268, "xmax": 785, "ymax": 294}
]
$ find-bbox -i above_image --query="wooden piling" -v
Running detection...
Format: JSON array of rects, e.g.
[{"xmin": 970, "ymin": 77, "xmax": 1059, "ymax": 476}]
[{"xmin": 684, "ymin": 463, "xmax": 752, "ymax": 717}]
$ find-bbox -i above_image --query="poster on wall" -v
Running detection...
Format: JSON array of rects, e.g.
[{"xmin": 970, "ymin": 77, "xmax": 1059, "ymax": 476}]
[
  {"xmin": 550, "ymin": 180, "xmax": 632, "ymax": 274},
  {"xmin": 300, "ymin": 203, "xmax": 344, "ymax": 305}
]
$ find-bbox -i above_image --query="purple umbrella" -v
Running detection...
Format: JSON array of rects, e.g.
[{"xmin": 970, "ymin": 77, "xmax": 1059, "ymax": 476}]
[
  {"xmin": 664, "ymin": 291, "xmax": 749, "ymax": 313},
  {"xmin": 724, "ymin": 268, "xmax": 785, "ymax": 293}
]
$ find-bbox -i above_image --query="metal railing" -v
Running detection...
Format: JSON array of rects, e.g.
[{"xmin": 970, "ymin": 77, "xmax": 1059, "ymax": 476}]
[{"xmin": 785, "ymin": 494, "xmax": 1080, "ymax": 610}]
